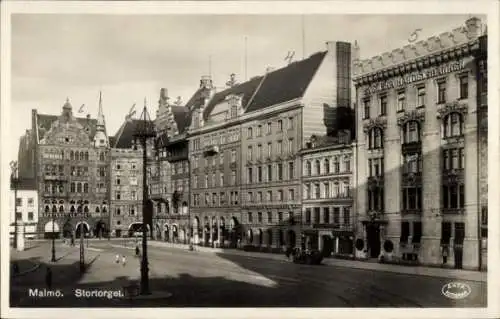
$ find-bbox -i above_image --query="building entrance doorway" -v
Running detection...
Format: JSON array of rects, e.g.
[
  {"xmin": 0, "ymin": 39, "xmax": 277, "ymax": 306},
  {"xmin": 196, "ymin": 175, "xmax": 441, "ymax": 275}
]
[
  {"xmin": 366, "ymin": 223, "xmax": 381, "ymax": 258},
  {"xmin": 322, "ymin": 235, "xmax": 334, "ymax": 257},
  {"xmin": 454, "ymin": 246, "xmax": 463, "ymax": 269}
]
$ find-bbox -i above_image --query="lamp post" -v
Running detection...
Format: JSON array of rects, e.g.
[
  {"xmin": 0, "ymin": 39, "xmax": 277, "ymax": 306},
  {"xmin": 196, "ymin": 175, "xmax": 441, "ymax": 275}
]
[
  {"xmin": 188, "ymin": 158, "xmax": 193, "ymax": 251},
  {"xmin": 133, "ymin": 100, "xmax": 155, "ymax": 296},
  {"xmin": 10, "ymin": 161, "xmax": 18, "ymax": 249},
  {"xmin": 51, "ymin": 207, "xmax": 56, "ymax": 262},
  {"xmin": 79, "ymin": 204, "xmax": 85, "ymax": 273}
]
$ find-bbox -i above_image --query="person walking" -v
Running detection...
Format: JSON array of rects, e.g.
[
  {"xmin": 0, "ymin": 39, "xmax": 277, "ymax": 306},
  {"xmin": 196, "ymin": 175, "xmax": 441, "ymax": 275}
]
[
  {"xmin": 45, "ymin": 267, "xmax": 53, "ymax": 289},
  {"xmin": 442, "ymin": 246, "xmax": 449, "ymax": 267},
  {"xmin": 121, "ymin": 255, "xmax": 126, "ymax": 266},
  {"xmin": 115, "ymin": 254, "xmax": 120, "ymax": 264},
  {"xmin": 135, "ymin": 245, "xmax": 140, "ymax": 258}
]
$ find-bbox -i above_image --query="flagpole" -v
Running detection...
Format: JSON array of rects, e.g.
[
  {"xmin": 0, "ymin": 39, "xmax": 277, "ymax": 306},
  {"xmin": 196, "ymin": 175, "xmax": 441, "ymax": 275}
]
[{"xmin": 244, "ymin": 36, "xmax": 248, "ymax": 81}]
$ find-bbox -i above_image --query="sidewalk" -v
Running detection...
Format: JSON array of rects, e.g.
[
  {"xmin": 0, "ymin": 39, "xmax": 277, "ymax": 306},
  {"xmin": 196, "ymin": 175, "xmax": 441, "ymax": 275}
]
[{"xmin": 145, "ymin": 240, "xmax": 487, "ymax": 283}]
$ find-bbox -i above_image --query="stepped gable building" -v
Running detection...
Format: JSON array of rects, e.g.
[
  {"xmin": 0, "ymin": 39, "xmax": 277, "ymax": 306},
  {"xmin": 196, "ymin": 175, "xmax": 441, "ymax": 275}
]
[
  {"xmin": 152, "ymin": 87, "xmax": 197, "ymax": 243},
  {"xmin": 300, "ymin": 132, "xmax": 355, "ymax": 257},
  {"xmin": 352, "ymin": 16, "xmax": 487, "ymax": 269},
  {"xmin": 109, "ymin": 115, "xmax": 152, "ymax": 238},
  {"xmin": 33, "ymin": 95, "xmax": 110, "ymax": 239}
]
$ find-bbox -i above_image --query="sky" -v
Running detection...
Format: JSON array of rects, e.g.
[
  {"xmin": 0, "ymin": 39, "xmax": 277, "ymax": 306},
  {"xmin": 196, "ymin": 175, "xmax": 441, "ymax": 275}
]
[{"xmin": 10, "ymin": 13, "xmax": 479, "ymax": 162}]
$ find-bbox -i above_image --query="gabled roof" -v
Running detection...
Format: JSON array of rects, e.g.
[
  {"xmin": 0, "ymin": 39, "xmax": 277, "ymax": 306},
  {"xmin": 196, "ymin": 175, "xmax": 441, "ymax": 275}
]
[
  {"xmin": 203, "ymin": 75, "xmax": 264, "ymax": 120},
  {"xmin": 171, "ymin": 106, "xmax": 190, "ymax": 134},
  {"xmin": 245, "ymin": 51, "xmax": 327, "ymax": 112},
  {"xmin": 36, "ymin": 114, "xmax": 98, "ymax": 142},
  {"xmin": 112, "ymin": 119, "xmax": 155, "ymax": 149}
]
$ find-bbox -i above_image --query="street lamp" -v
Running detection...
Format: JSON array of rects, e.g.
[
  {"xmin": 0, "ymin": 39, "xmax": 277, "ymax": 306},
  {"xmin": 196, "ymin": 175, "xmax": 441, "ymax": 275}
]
[
  {"xmin": 51, "ymin": 206, "xmax": 56, "ymax": 262},
  {"xmin": 188, "ymin": 158, "xmax": 193, "ymax": 251},
  {"xmin": 79, "ymin": 204, "xmax": 85, "ymax": 273},
  {"xmin": 10, "ymin": 161, "xmax": 18, "ymax": 249},
  {"xmin": 133, "ymin": 100, "xmax": 155, "ymax": 296}
]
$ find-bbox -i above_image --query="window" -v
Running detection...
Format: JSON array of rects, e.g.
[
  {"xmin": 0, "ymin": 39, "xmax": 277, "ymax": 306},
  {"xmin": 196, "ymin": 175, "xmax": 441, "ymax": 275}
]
[
  {"xmin": 247, "ymin": 167, "xmax": 253, "ymax": 184},
  {"xmin": 343, "ymin": 207, "xmax": 350, "ymax": 225},
  {"xmin": 455, "ymin": 222, "xmax": 465, "ymax": 245},
  {"xmin": 77, "ymin": 183, "xmax": 82, "ymax": 193},
  {"xmin": 212, "ymin": 193, "xmax": 217, "ymax": 206},
  {"xmin": 84, "ymin": 183, "xmax": 89, "ymax": 193},
  {"xmin": 15, "ymin": 198, "xmax": 22, "ymax": 206},
  {"xmin": 313, "ymin": 207, "xmax": 320, "ymax": 223},
  {"xmin": 247, "ymin": 127, "xmax": 253, "ymax": 139},
  {"xmin": 231, "ymin": 149, "xmax": 236, "ymax": 162},
  {"xmin": 397, "ymin": 91, "xmax": 406, "ymax": 112},
  {"xmin": 116, "ymin": 191, "xmax": 121, "ymax": 200},
  {"xmin": 314, "ymin": 183, "xmax": 320, "ymax": 199},
  {"xmin": 324, "ymin": 182, "xmax": 330, "ymax": 198},
  {"xmin": 402, "ymin": 186, "xmax": 422, "ymax": 210},
  {"xmin": 257, "ymin": 125, "xmax": 262, "ymax": 136},
  {"xmin": 278, "ymin": 212, "xmax": 283, "ymax": 222},
  {"xmin": 220, "ymin": 192, "xmax": 226, "ymax": 205},
  {"xmin": 266, "ymin": 122, "xmax": 272, "ymax": 135},
  {"xmin": 367, "ymin": 188, "xmax": 384, "ymax": 211},
  {"xmin": 363, "ymin": 98, "xmax": 371, "ymax": 119},
  {"xmin": 442, "ymin": 148, "xmax": 464, "ymax": 170},
  {"xmin": 343, "ymin": 182, "xmax": 350, "ymax": 198},
  {"xmin": 257, "ymin": 212, "xmax": 263, "ymax": 223},
  {"xmin": 70, "ymin": 183, "xmax": 76, "ymax": 193},
  {"xmin": 211, "ymin": 173, "xmax": 216, "ymax": 187},
  {"xmin": 278, "ymin": 163, "xmax": 283, "ymax": 180},
  {"xmin": 257, "ymin": 192, "xmax": 263, "ymax": 202},
  {"xmin": 205, "ymin": 175, "xmax": 209, "ymax": 188},
  {"xmin": 247, "ymin": 146, "xmax": 253, "ymax": 161},
  {"xmin": 266, "ymin": 191, "xmax": 272, "ymax": 202},
  {"xmin": 288, "ymin": 189, "xmax": 294, "ymax": 201},
  {"xmin": 288, "ymin": 138, "xmax": 294, "ymax": 153},
  {"xmin": 333, "ymin": 207, "xmax": 340, "ymax": 224},
  {"xmin": 267, "ymin": 142, "xmax": 272, "ymax": 158},
  {"xmin": 333, "ymin": 157, "xmax": 340, "ymax": 173},
  {"xmin": 443, "ymin": 113, "xmax": 464, "ymax": 138},
  {"xmin": 324, "ymin": 159, "xmax": 330, "ymax": 174},
  {"xmin": 459, "ymin": 75, "xmax": 468, "ymax": 99},
  {"xmin": 248, "ymin": 212, "xmax": 253, "ymax": 223},
  {"xmin": 288, "ymin": 162, "xmax": 294, "ymax": 179},
  {"xmin": 267, "ymin": 212, "xmax": 272, "ymax": 223},
  {"xmin": 230, "ymin": 105, "xmax": 237, "ymax": 118},
  {"xmin": 116, "ymin": 178, "xmax": 121, "ymax": 185},
  {"xmin": 231, "ymin": 170, "xmax": 236, "ymax": 185},
  {"xmin": 257, "ymin": 144, "xmax": 262, "ymax": 159},
  {"xmin": 412, "ymin": 222, "xmax": 422, "ymax": 243},
  {"xmin": 368, "ymin": 127, "xmax": 384, "ymax": 149},
  {"xmin": 278, "ymin": 190, "xmax": 283, "ymax": 201},
  {"xmin": 305, "ymin": 208, "xmax": 311, "ymax": 224},
  {"xmin": 305, "ymin": 184, "xmax": 311, "ymax": 199},
  {"xmin": 344, "ymin": 156, "xmax": 351, "ymax": 172},
  {"xmin": 27, "ymin": 198, "xmax": 34, "ymax": 206},
  {"xmin": 437, "ymin": 80, "xmax": 447, "ymax": 104},
  {"xmin": 315, "ymin": 160, "xmax": 321, "ymax": 175},
  {"xmin": 257, "ymin": 166, "xmax": 262, "ymax": 182},
  {"xmin": 28, "ymin": 212, "xmax": 34, "ymax": 221},
  {"xmin": 403, "ymin": 121, "xmax": 420, "ymax": 144},
  {"xmin": 277, "ymin": 140, "xmax": 282, "ymax": 154},
  {"xmin": 267, "ymin": 164, "xmax": 272, "ymax": 181},
  {"xmin": 400, "ymin": 222, "xmax": 410, "ymax": 243},
  {"xmin": 287, "ymin": 117, "xmax": 294, "ymax": 130},
  {"xmin": 442, "ymin": 184, "xmax": 465, "ymax": 209},
  {"xmin": 323, "ymin": 207, "xmax": 330, "ymax": 224},
  {"xmin": 278, "ymin": 120, "xmax": 283, "ymax": 131},
  {"xmin": 379, "ymin": 95, "xmax": 387, "ymax": 115},
  {"xmin": 306, "ymin": 161, "xmax": 312, "ymax": 176},
  {"xmin": 417, "ymin": 86, "xmax": 426, "ymax": 107},
  {"xmin": 404, "ymin": 153, "xmax": 422, "ymax": 173},
  {"xmin": 248, "ymin": 192, "xmax": 253, "ymax": 202},
  {"xmin": 441, "ymin": 222, "xmax": 452, "ymax": 245}
]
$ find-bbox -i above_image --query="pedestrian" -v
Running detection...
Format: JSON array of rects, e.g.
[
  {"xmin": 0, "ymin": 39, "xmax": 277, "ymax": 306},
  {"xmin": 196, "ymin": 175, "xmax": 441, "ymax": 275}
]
[
  {"xmin": 122, "ymin": 255, "xmax": 126, "ymax": 266},
  {"xmin": 45, "ymin": 267, "xmax": 52, "ymax": 289},
  {"xmin": 71, "ymin": 236, "xmax": 75, "ymax": 246},
  {"xmin": 135, "ymin": 245, "xmax": 140, "ymax": 258},
  {"xmin": 115, "ymin": 254, "xmax": 120, "ymax": 264},
  {"xmin": 442, "ymin": 246, "xmax": 449, "ymax": 267},
  {"xmin": 12, "ymin": 262, "xmax": 19, "ymax": 275}
]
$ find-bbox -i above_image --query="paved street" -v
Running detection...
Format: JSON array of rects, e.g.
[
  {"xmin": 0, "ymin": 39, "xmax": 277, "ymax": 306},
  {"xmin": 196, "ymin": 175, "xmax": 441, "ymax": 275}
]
[{"xmin": 10, "ymin": 240, "xmax": 486, "ymax": 307}]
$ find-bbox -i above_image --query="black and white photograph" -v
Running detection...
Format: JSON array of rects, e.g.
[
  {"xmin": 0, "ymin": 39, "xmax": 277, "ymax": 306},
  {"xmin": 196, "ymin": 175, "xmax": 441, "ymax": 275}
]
[{"xmin": 1, "ymin": 1, "xmax": 499, "ymax": 318}]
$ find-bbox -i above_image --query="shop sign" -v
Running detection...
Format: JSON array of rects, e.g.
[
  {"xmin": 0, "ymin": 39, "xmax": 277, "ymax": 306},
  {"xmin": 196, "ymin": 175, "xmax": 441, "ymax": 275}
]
[{"xmin": 366, "ymin": 60, "xmax": 466, "ymax": 94}]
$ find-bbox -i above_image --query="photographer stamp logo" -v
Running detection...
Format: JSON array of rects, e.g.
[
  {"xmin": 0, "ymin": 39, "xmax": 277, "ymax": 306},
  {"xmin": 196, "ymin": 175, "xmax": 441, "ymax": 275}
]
[{"xmin": 441, "ymin": 282, "xmax": 472, "ymax": 300}]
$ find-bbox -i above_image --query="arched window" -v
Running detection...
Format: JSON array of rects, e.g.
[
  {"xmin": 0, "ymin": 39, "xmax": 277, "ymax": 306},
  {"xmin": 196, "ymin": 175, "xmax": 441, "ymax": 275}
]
[
  {"xmin": 45, "ymin": 205, "xmax": 50, "ymax": 213},
  {"xmin": 96, "ymin": 207, "xmax": 100, "ymax": 213},
  {"xmin": 70, "ymin": 206, "xmax": 75, "ymax": 213},
  {"xmin": 70, "ymin": 151, "xmax": 74, "ymax": 160},
  {"xmin": 83, "ymin": 183, "xmax": 89, "ymax": 193},
  {"xmin": 403, "ymin": 121, "xmax": 421, "ymax": 144},
  {"xmin": 368, "ymin": 127, "xmax": 384, "ymax": 149},
  {"xmin": 444, "ymin": 113, "xmax": 464, "ymax": 138},
  {"xmin": 99, "ymin": 152, "xmax": 105, "ymax": 161},
  {"xmin": 324, "ymin": 159, "xmax": 330, "ymax": 174},
  {"xmin": 84, "ymin": 206, "xmax": 89, "ymax": 213},
  {"xmin": 85, "ymin": 151, "xmax": 89, "ymax": 160},
  {"xmin": 77, "ymin": 183, "xmax": 82, "ymax": 193},
  {"xmin": 58, "ymin": 205, "xmax": 63, "ymax": 212},
  {"xmin": 306, "ymin": 161, "xmax": 312, "ymax": 176},
  {"xmin": 70, "ymin": 182, "xmax": 75, "ymax": 193},
  {"xmin": 52, "ymin": 205, "xmax": 57, "ymax": 213},
  {"xmin": 61, "ymin": 150, "xmax": 64, "ymax": 159},
  {"xmin": 79, "ymin": 151, "xmax": 84, "ymax": 160},
  {"xmin": 315, "ymin": 160, "xmax": 321, "ymax": 175},
  {"xmin": 77, "ymin": 205, "xmax": 82, "ymax": 213},
  {"xmin": 102, "ymin": 206, "xmax": 107, "ymax": 213}
]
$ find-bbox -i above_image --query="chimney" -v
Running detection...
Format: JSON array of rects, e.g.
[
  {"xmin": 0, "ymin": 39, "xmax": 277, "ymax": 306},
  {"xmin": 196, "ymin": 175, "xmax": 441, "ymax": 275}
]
[
  {"xmin": 465, "ymin": 16, "xmax": 482, "ymax": 38},
  {"xmin": 200, "ymin": 75, "xmax": 213, "ymax": 89},
  {"xmin": 160, "ymin": 88, "xmax": 168, "ymax": 100},
  {"xmin": 352, "ymin": 40, "xmax": 360, "ymax": 62}
]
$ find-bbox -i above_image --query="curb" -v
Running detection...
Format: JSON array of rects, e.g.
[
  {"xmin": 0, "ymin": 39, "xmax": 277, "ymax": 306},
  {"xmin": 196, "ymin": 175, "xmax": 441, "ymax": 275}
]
[{"xmin": 12, "ymin": 260, "xmax": 41, "ymax": 278}]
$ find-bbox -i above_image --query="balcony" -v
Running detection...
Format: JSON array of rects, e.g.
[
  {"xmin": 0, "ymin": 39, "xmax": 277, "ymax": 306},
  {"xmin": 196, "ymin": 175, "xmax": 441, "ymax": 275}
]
[
  {"xmin": 44, "ymin": 174, "xmax": 68, "ymax": 181},
  {"xmin": 203, "ymin": 145, "xmax": 220, "ymax": 157},
  {"xmin": 442, "ymin": 168, "xmax": 464, "ymax": 184},
  {"xmin": 401, "ymin": 142, "xmax": 421, "ymax": 154},
  {"xmin": 367, "ymin": 176, "xmax": 384, "ymax": 189},
  {"xmin": 441, "ymin": 208, "xmax": 465, "ymax": 215},
  {"xmin": 401, "ymin": 171, "xmax": 422, "ymax": 185}
]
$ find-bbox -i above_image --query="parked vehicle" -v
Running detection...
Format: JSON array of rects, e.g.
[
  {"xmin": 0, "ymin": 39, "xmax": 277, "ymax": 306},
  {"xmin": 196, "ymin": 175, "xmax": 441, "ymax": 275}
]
[{"xmin": 290, "ymin": 248, "xmax": 323, "ymax": 265}]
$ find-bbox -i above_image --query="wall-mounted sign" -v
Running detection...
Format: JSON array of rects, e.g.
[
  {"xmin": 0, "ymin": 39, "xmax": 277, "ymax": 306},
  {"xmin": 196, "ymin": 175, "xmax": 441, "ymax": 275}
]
[{"xmin": 365, "ymin": 60, "xmax": 466, "ymax": 94}]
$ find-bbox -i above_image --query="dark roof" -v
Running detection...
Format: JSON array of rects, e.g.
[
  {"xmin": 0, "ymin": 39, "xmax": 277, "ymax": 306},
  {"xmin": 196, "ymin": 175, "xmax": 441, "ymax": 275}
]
[
  {"xmin": 11, "ymin": 178, "xmax": 37, "ymax": 190},
  {"xmin": 203, "ymin": 76, "xmax": 264, "ymax": 120},
  {"xmin": 171, "ymin": 106, "xmax": 190, "ymax": 134},
  {"xmin": 36, "ymin": 114, "xmax": 98, "ymax": 141},
  {"xmin": 113, "ymin": 119, "xmax": 155, "ymax": 149},
  {"xmin": 245, "ymin": 51, "xmax": 327, "ymax": 112}
]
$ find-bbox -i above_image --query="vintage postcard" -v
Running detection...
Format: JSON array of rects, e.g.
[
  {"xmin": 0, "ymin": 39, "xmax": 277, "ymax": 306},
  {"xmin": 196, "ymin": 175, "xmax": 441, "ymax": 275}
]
[{"xmin": 1, "ymin": 1, "xmax": 498, "ymax": 319}]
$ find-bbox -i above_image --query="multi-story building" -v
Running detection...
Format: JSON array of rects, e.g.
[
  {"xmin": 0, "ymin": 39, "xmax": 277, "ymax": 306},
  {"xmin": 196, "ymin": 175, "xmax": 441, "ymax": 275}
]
[
  {"xmin": 109, "ymin": 117, "xmax": 145, "ymax": 238},
  {"xmin": 300, "ymin": 132, "xmax": 355, "ymax": 257},
  {"xmin": 32, "ymin": 96, "xmax": 110, "ymax": 239},
  {"xmin": 352, "ymin": 17, "xmax": 487, "ymax": 269},
  {"xmin": 9, "ymin": 179, "xmax": 38, "ymax": 239},
  {"xmin": 153, "ymin": 88, "xmax": 190, "ymax": 243}
]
